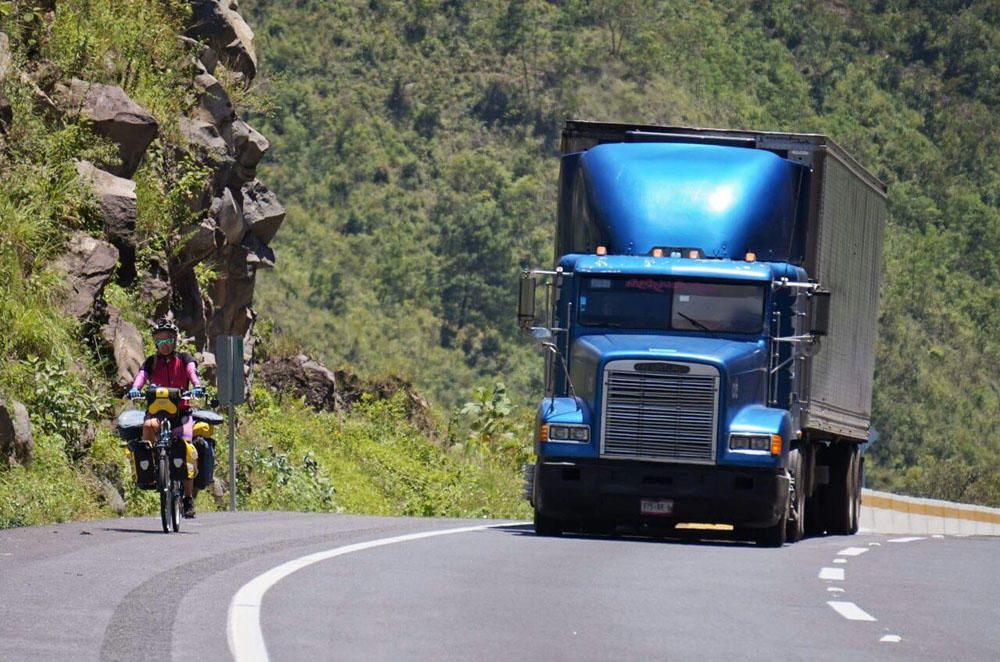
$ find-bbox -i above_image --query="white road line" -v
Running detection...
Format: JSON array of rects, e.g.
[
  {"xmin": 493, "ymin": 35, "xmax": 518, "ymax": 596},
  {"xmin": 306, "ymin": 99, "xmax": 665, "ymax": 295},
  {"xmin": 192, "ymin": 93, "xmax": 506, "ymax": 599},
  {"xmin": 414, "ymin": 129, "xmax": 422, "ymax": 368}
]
[
  {"xmin": 880, "ymin": 634, "xmax": 902, "ymax": 643},
  {"xmin": 838, "ymin": 547, "xmax": 869, "ymax": 556},
  {"xmin": 868, "ymin": 542, "xmax": 881, "ymax": 547},
  {"xmin": 227, "ymin": 523, "xmax": 525, "ymax": 662},
  {"xmin": 833, "ymin": 558, "xmax": 847, "ymax": 564},
  {"xmin": 932, "ymin": 534, "xmax": 945, "ymax": 539},
  {"xmin": 819, "ymin": 567, "xmax": 845, "ymax": 581},
  {"xmin": 827, "ymin": 587, "xmax": 845, "ymax": 593},
  {"xmin": 888, "ymin": 536, "xmax": 926, "ymax": 543},
  {"xmin": 828, "ymin": 601, "xmax": 877, "ymax": 622}
]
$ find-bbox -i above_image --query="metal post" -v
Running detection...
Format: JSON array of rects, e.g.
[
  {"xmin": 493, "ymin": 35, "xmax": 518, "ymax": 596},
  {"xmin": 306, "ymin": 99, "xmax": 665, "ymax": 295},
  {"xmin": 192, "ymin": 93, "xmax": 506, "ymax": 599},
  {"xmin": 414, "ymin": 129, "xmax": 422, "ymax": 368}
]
[{"xmin": 228, "ymin": 402, "xmax": 237, "ymax": 512}]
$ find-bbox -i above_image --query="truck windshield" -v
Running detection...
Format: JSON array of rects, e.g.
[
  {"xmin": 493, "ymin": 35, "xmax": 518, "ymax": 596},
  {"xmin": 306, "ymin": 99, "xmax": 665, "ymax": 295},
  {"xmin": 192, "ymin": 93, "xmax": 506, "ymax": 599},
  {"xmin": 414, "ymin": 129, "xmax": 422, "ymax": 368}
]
[{"xmin": 578, "ymin": 276, "xmax": 766, "ymax": 334}]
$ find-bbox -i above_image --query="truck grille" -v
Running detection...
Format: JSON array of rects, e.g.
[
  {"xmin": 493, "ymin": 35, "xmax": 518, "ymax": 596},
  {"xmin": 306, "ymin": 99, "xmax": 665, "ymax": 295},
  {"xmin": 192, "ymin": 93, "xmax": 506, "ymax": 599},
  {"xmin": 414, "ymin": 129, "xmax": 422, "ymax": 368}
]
[{"xmin": 601, "ymin": 361, "xmax": 719, "ymax": 463}]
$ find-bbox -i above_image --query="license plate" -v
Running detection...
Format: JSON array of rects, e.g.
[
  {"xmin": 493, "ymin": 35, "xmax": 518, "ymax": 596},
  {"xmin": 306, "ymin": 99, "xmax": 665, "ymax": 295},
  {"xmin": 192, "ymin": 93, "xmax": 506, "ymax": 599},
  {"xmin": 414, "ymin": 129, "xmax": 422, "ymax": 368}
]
[{"xmin": 640, "ymin": 499, "xmax": 674, "ymax": 516}]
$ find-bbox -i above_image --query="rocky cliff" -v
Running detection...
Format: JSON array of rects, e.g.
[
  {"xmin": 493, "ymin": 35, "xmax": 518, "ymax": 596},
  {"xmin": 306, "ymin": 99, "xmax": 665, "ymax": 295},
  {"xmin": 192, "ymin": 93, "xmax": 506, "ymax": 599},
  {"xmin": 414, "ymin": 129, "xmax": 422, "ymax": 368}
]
[{"xmin": 2, "ymin": 1, "xmax": 284, "ymax": 396}]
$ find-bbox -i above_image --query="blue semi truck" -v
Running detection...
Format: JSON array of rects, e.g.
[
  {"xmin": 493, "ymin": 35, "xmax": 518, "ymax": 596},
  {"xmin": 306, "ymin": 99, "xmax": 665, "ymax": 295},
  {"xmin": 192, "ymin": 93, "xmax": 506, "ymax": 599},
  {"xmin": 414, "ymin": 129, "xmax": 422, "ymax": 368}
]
[{"xmin": 519, "ymin": 121, "xmax": 887, "ymax": 545}]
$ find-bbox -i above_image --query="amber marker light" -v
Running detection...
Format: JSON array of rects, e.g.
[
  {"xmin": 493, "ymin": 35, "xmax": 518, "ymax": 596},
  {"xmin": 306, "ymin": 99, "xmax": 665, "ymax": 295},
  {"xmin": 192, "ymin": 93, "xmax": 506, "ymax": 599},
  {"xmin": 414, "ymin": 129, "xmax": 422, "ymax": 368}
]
[
  {"xmin": 652, "ymin": 248, "xmax": 664, "ymax": 257},
  {"xmin": 688, "ymin": 249, "xmax": 701, "ymax": 259},
  {"xmin": 539, "ymin": 424, "xmax": 549, "ymax": 442},
  {"xmin": 745, "ymin": 252, "xmax": 757, "ymax": 262},
  {"xmin": 770, "ymin": 434, "xmax": 782, "ymax": 456},
  {"xmin": 596, "ymin": 245, "xmax": 608, "ymax": 256}
]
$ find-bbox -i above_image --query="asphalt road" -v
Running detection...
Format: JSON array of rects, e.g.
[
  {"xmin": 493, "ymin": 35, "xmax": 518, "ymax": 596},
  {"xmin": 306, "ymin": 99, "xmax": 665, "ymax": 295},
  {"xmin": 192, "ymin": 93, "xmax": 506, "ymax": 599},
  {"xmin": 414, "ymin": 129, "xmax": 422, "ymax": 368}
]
[{"xmin": 1, "ymin": 513, "xmax": 997, "ymax": 661}]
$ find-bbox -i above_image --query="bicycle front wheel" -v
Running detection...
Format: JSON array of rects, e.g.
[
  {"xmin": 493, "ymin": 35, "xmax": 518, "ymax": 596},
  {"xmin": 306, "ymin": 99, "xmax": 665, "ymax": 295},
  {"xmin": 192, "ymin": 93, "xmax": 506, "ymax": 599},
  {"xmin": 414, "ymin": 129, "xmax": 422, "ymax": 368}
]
[{"xmin": 158, "ymin": 455, "xmax": 172, "ymax": 533}]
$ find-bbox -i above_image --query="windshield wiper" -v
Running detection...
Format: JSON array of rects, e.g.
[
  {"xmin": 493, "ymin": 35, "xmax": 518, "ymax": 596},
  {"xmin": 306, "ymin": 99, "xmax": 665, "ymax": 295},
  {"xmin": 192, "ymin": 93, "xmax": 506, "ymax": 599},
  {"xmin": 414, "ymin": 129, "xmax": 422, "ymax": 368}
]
[{"xmin": 677, "ymin": 312, "xmax": 715, "ymax": 333}]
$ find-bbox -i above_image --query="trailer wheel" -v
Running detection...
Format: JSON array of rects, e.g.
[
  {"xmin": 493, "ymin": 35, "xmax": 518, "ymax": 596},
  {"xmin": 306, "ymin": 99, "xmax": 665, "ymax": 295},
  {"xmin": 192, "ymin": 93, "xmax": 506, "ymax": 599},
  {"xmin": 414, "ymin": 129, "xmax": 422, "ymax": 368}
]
[
  {"xmin": 533, "ymin": 508, "xmax": 563, "ymax": 537},
  {"xmin": 826, "ymin": 444, "xmax": 860, "ymax": 535},
  {"xmin": 785, "ymin": 449, "xmax": 806, "ymax": 543}
]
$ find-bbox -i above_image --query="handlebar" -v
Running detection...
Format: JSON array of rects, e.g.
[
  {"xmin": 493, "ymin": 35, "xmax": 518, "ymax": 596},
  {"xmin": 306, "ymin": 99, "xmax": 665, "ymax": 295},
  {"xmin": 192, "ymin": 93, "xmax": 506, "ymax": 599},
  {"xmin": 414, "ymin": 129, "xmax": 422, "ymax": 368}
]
[{"xmin": 128, "ymin": 385, "xmax": 207, "ymax": 404}]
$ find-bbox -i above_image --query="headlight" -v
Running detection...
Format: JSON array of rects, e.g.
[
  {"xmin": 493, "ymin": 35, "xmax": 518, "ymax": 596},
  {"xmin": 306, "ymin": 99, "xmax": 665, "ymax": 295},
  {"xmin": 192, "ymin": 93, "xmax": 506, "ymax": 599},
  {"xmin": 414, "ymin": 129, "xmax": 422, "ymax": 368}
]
[
  {"xmin": 547, "ymin": 424, "xmax": 590, "ymax": 443},
  {"xmin": 729, "ymin": 434, "xmax": 781, "ymax": 455}
]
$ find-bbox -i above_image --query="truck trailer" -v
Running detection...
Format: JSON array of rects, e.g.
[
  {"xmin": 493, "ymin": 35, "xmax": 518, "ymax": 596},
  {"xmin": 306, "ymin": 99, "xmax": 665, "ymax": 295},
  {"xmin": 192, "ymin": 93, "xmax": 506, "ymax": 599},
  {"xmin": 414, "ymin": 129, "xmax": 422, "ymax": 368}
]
[{"xmin": 519, "ymin": 120, "xmax": 887, "ymax": 545}]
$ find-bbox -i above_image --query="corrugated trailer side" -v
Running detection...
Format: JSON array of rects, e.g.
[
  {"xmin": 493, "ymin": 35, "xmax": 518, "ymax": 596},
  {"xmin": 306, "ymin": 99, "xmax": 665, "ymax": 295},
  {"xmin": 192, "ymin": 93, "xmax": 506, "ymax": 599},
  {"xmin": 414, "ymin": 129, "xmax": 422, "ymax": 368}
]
[{"xmin": 799, "ymin": 148, "xmax": 887, "ymax": 441}]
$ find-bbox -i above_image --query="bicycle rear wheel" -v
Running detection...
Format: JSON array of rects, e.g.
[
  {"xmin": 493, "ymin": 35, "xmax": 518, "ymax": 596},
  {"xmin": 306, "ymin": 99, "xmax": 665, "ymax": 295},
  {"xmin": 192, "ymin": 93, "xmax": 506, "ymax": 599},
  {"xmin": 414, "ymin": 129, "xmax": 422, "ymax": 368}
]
[{"xmin": 171, "ymin": 482, "xmax": 181, "ymax": 532}]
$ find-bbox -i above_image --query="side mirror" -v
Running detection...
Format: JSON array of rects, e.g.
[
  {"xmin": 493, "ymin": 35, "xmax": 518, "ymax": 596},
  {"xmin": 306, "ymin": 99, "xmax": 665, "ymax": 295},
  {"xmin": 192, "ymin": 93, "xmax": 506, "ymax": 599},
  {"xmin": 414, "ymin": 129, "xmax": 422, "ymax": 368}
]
[
  {"xmin": 518, "ymin": 271, "xmax": 536, "ymax": 330},
  {"xmin": 809, "ymin": 290, "xmax": 831, "ymax": 336}
]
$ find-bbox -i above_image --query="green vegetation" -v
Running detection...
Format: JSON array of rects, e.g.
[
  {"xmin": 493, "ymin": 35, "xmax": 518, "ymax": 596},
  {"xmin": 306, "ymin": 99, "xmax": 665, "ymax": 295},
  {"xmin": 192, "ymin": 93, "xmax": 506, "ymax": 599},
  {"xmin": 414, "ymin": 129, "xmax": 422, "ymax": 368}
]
[
  {"xmin": 236, "ymin": 385, "xmax": 530, "ymax": 517},
  {"xmin": 240, "ymin": 0, "xmax": 1000, "ymax": 505},
  {"xmin": 0, "ymin": 0, "xmax": 531, "ymax": 529},
  {"xmin": 2, "ymin": 0, "xmax": 999, "ymax": 529}
]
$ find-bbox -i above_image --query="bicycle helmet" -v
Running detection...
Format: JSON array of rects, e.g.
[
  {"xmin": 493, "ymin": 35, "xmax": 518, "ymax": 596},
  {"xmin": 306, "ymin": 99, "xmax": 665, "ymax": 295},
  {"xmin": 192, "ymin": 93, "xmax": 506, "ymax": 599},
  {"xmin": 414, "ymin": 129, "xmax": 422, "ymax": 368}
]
[{"xmin": 152, "ymin": 318, "xmax": 180, "ymax": 336}]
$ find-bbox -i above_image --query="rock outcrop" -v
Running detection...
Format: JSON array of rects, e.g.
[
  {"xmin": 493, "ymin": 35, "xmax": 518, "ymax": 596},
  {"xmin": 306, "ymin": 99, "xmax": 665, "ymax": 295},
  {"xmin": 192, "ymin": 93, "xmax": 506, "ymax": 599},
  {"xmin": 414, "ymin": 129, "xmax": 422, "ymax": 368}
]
[
  {"xmin": 260, "ymin": 355, "xmax": 342, "ymax": 411},
  {"xmin": 42, "ymin": 3, "xmax": 286, "ymax": 394},
  {"xmin": 56, "ymin": 233, "xmax": 119, "ymax": 321},
  {"xmin": 76, "ymin": 160, "xmax": 138, "ymax": 281},
  {"xmin": 187, "ymin": 1, "xmax": 258, "ymax": 82},
  {"xmin": 101, "ymin": 306, "xmax": 145, "ymax": 390},
  {"xmin": 0, "ymin": 399, "xmax": 34, "ymax": 468},
  {"xmin": 259, "ymin": 355, "xmax": 434, "ymax": 434},
  {"xmin": 0, "ymin": 33, "xmax": 12, "ymax": 135},
  {"xmin": 54, "ymin": 79, "xmax": 158, "ymax": 177}
]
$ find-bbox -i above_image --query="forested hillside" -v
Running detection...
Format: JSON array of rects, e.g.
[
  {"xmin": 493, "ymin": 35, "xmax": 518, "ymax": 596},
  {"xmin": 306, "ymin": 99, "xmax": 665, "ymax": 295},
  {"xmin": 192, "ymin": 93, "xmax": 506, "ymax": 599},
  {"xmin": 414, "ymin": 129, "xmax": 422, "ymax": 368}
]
[
  {"xmin": 0, "ymin": 0, "xmax": 528, "ymax": 528},
  {"xmin": 241, "ymin": 0, "xmax": 1000, "ymax": 505}
]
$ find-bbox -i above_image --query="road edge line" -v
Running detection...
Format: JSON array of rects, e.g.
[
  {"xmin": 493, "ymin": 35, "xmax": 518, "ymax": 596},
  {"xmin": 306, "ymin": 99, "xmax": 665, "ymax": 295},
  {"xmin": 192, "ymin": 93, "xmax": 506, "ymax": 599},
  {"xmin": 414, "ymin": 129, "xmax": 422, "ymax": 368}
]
[{"xmin": 227, "ymin": 522, "xmax": 529, "ymax": 662}]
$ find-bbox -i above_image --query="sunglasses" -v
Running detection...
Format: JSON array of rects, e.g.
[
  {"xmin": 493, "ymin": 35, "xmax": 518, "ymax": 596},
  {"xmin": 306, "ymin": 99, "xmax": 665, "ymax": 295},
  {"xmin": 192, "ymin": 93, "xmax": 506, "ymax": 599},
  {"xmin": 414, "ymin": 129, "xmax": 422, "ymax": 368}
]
[{"xmin": 154, "ymin": 338, "xmax": 176, "ymax": 347}]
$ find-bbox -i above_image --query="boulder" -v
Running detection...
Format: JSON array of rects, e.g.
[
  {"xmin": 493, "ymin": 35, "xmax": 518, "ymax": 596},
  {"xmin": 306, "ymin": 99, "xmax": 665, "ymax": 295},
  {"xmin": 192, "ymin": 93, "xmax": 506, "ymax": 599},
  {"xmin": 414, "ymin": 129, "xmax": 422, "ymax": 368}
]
[
  {"xmin": 56, "ymin": 232, "xmax": 119, "ymax": 320},
  {"xmin": 0, "ymin": 34, "xmax": 14, "ymax": 133},
  {"xmin": 241, "ymin": 232, "xmax": 275, "ymax": 269},
  {"xmin": 101, "ymin": 306, "xmax": 145, "ymax": 390},
  {"xmin": 139, "ymin": 257, "xmax": 173, "ymax": 317},
  {"xmin": 230, "ymin": 121, "xmax": 269, "ymax": 184},
  {"xmin": 195, "ymin": 351, "xmax": 218, "ymax": 385},
  {"xmin": 259, "ymin": 354, "xmax": 342, "ymax": 411},
  {"xmin": 0, "ymin": 90, "xmax": 10, "ymax": 134},
  {"xmin": 180, "ymin": 116, "xmax": 230, "ymax": 161},
  {"xmin": 76, "ymin": 160, "xmax": 136, "ymax": 247},
  {"xmin": 0, "ymin": 399, "xmax": 34, "ymax": 468},
  {"xmin": 98, "ymin": 477, "xmax": 126, "ymax": 516},
  {"xmin": 180, "ymin": 35, "xmax": 218, "ymax": 75},
  {"xmin": 179, "ymin": 117, "xmax": 233, "ymax": 192},
  {"xmin": 175, "ymin": 218, "xmax": 222, "ymax": 275},
  {"xmin": 207, "ymin": 245, "xmax": 257, "ymax": 339},
  {"xmin": 187, "ymin": 1, "xmax": 258, "ymax": 82},
  {"xmin": 241, "ymin": 179, "xmax": 284, "ymax": 244},
  {"xmin": 194, "ymin": 72, "xmax": 235, "ymax": 128},
  {"xmin": 214, "ymin": 188, "xmax": 246, "ymax": 245},
  {"xmin": 0, "ymin": 32, "xmax": 12, "ymax": 82},
  {"xmin": 54, "ymin": 79, "xmax": 158, "ymax": 178},
  {"xmin": 335, "ymin": 371, "xmax": 434, "ymax": 433},
  {"xmin": 173, "ymin": 270, "xmax": 209, "ymax": 349}
]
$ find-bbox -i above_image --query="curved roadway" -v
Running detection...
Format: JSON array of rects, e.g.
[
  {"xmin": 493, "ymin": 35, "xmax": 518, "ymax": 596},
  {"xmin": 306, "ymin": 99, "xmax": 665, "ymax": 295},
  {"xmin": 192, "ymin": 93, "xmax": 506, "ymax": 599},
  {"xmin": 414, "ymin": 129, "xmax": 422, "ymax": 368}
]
[{"xmin": 1, "ymin": 513, "xmax": 997, "ymax": 661}]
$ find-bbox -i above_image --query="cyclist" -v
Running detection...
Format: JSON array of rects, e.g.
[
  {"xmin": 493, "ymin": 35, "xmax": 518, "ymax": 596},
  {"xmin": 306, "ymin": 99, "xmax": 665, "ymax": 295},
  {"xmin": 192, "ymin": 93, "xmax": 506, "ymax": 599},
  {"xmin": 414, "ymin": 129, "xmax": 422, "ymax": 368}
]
[{"xmin": 128, "ymin": 318, "xmax": 205, "ymax": 518}]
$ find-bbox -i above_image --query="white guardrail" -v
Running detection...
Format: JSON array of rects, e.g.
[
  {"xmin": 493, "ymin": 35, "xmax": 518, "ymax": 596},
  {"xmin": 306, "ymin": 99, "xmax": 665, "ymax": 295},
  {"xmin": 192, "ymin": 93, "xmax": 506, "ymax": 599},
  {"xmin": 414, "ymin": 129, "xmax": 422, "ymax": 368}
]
[{"xmin": 860, "ymin": 489, "xmax": 1000, "ymax": 536}]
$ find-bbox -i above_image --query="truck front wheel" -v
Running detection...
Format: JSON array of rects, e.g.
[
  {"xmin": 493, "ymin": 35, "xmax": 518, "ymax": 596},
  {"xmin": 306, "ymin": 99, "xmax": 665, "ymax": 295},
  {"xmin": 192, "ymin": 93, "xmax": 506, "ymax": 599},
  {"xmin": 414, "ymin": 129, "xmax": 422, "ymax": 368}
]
[
  {"xmin": 785, "ymin": 449, "xmax": 806, "ymax": 543},
  {"xmin": 753, "ymin": 509, "xmax": 788, "ymax": 547},
  {"xmin": 533, "ymin": 508, "xmax": 564, "ymax": 537}
]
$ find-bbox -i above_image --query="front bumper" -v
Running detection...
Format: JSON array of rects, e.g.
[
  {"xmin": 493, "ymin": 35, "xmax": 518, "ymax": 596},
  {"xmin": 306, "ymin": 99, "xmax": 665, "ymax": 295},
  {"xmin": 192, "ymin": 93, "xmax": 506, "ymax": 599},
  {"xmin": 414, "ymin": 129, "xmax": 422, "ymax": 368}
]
[{"xmin": 532, "ymin": 458, "xmax": 789, "ymax": 528}]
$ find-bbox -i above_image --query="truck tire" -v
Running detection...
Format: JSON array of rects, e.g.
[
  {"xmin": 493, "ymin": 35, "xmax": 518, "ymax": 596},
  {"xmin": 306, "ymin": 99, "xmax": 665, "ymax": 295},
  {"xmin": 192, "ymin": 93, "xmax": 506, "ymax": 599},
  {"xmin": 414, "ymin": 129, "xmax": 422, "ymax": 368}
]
[
  {"xmin": 826, "ymin": 444, "xmax": 860, "ymax": 535},
  {"xmin": 533, "ymin": 508, "xmax": 563, "ymax": 537},
  {"xmin": 754, "ymin": 511, "xmax": 788, "ymax": 548},
  {"xmin": 785, "ymin": 449, "xmax": 806, "ymax": 543}
]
